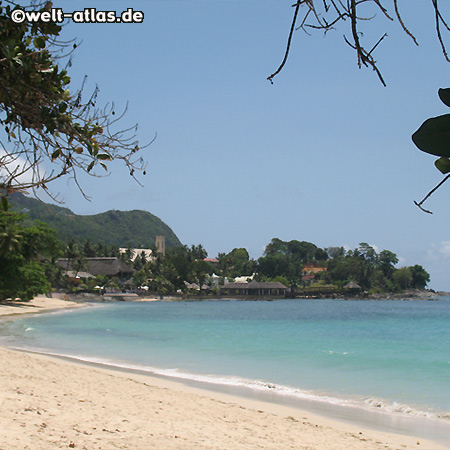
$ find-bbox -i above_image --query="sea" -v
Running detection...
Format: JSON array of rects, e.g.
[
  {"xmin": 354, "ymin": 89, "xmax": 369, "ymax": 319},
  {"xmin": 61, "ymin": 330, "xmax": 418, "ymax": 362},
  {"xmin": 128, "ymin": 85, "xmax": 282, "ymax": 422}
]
[{"xmin": 1, "ymin": 298, "xmax": 449, "ymax": 446}]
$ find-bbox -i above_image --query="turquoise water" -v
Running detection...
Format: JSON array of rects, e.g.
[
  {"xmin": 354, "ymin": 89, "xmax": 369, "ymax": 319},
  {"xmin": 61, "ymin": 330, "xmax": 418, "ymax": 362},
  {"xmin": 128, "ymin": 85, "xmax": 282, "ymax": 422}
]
[{"xmin": 2, "ymin": 298, "xmax": 450, "ymax": 433}]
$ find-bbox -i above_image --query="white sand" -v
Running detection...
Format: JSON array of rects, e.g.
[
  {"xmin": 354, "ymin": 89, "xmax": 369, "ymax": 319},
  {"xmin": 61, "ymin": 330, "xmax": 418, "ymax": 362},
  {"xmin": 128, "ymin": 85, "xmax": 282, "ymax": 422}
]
[
  {"xmin": 0, "ymin": 295, "xmax": 85, "ymax": 317},
  {"xmin": 0, "ymin": 297, "xmax": 446, "ymax": 449}
]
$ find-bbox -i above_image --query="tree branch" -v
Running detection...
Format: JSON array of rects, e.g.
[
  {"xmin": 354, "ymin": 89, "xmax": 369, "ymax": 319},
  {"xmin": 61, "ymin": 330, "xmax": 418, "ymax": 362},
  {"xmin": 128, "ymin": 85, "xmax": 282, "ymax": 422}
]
[
  {"xmin": 268, "ymin": 0, "xmax": 450, "ymax": 86},
  {"xmin": 267, "ymin": 1, "xmax": 302, "ymax": 84},
  {"xmin": 414, "ymin": 173, "xmax": 450, "ymax": 214}
]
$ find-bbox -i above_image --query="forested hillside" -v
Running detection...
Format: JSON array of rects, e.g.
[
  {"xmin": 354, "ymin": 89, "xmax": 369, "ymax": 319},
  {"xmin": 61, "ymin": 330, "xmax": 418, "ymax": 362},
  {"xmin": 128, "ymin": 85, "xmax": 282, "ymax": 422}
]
[{"xmin": 9, "ymin": 193, "xmax": 181, "ymax": 248}]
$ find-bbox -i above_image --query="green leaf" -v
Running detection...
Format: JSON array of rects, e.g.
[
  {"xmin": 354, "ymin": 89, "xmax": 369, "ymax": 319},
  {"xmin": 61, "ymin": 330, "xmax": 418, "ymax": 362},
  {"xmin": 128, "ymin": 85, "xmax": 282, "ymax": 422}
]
[
  {"xmin": 438, "ymin": 88, "xmax": 450, "ymax": 107},
  {"xmin": 51, "ymin": 149, "xmax": 61, "ymax": 161},
  {"xmin": 44, "ymin": 21, "xmax": 62, "ymax": 36},
  {"xmin": 97, "ymin": 154, "xmax": 111, "ymax": 161},
  {"xmin": 87, "ymin": 161, "xmax": 95, "ymax": 173},
  {"xmin": 412, "ymin": 114, "xmax": 450, "ymax": 157},
  {"xmin": 435, "ymin": 157, "xmax": 450, "ymax": 174},
  {"xmin": 100, "ymin": 162, "xmax": 108, "ymax": 171},
  {"xmin": 1, "ymin": 196, "xmax": 8, "ymax": 212},
  {"xmin": 33, "ymin": 37, "xmax": 46, "ymax": 49}
]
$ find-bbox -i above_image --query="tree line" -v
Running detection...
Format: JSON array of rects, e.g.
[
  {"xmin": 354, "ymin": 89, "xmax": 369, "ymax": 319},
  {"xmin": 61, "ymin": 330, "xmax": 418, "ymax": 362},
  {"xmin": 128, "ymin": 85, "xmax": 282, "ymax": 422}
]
[
  {"xmin": 0, "ymin": 210, "xmax": 430, "ymax": 301},
  {"xmin": 102, "ymin": 238, "xmax": 431, "ymax": 295},
  {"xmin": 219, "ymin": 239, "xmax": 430, "ymax": 294}
]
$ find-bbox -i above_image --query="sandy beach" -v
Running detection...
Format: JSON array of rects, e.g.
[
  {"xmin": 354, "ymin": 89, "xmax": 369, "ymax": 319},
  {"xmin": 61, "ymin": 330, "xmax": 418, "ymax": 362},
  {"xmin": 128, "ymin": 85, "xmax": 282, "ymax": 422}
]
[
  {"xmin": 0, "ymin": 295, "xmax": 86, "ymax": 318},
  {"xmin": 0, "ymin": 297, "xmax": 447, "ymax": 450}
]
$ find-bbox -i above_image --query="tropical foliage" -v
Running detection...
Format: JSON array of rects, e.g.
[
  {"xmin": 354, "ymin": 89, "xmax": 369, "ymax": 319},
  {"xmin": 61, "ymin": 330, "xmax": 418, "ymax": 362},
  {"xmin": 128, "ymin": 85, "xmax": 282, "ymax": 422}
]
[
  {"xmin": 130, "ymin": 244, "xmax": 211, "ymax": 295},
  {"xmin": 254, "ymin": 239, "xmax": 429, "ymax": 294},
  {"xmin": 0, "ymin": 206, "xmax": 431, "ymax": 300},
  {"xmin": 0, "ymin": 211, "xmax": 62, "ymax": 300},
  {"xmin": 0, "ymin": 0, "xmax": 147, "ymax": 205},
  {"xmin": 323, "ymin": 244, "xmax": 429, "ymax": 293},
  {"xmin": 412, "ymin": 88, "xmax": 450, "ymax": 213},
  {"xmin": 135, "ymin": 239, "xmax": 430, "ymax": 296},
  {"xmin": 217, "ymin": 248, "xmax": 255, "ymax": 278},
  {"xmin": 257, "ymin": 239, "xmax": 327, "ymax": 288}
]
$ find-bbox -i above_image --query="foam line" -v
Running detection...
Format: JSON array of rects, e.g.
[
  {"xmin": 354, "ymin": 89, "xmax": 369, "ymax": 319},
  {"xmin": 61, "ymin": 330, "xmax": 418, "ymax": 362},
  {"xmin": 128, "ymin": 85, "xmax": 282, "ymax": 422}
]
[{"xmin": 12, "ymin": 345, "xmax": 450, "ymax": 424}]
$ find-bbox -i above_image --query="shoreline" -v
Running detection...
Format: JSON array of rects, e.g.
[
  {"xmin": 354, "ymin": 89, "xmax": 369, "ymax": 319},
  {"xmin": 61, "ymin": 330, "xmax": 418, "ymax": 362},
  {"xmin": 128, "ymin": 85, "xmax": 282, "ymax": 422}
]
[
  {"xmin": 17, "ymin": 346, "xmax": 450, "ymax": 446},
  {"xmin": 62, "ymin": 288, "xmax": 450, "ymax": 304},
  {"xmin": 0, "ymin": 295, "xmax": 88, "ymax": 319},
  {"xmin": 1, "ymin": 346, "xmax": 447, "ymax": 450},
  {"xmin": 0, "ymin": 296, "xmax": 448, "ymax": 449}
]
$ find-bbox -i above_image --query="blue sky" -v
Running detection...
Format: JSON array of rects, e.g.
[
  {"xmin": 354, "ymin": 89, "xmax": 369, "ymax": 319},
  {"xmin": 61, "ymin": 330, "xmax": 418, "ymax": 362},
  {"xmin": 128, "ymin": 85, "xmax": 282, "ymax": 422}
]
[{"xmin": 45, "ymin": 1, "xmax": 450, "ymax": 290}]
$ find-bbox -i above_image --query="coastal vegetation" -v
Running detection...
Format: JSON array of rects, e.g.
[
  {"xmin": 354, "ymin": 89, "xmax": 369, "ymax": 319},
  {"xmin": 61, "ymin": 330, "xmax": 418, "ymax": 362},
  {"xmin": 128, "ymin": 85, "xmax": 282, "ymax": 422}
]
[
  {"xmin": 1, "ymin": 0, "xmax": 438, "ymax": 301},
  {"xmin": 0, "ymin": 2, "xmax": 440, "ymax": 301},
  {"xmin": 0, "ymin": 202, "xmax": 431, "ymax": 301},
  {"xmin": 0, "ymin": 210, "xmax": 62, "ymax": 300},
  {"xmin": 2, "ymin": 195, "xmax": 431, "ymax": 301},
  {"xmin": 230, "ymin": 239, "xmax": 429, "ymax": 294},
  {"xmin": 0, "ymin": 1, "xmax": 148, "ymax": 205}
]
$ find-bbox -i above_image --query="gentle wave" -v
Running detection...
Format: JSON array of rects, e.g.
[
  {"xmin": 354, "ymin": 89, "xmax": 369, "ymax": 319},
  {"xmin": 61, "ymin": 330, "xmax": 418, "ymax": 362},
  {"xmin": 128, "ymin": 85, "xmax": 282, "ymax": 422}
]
[
  {"xmin": 13, "ymin": 346, "xmax": 450, "ymax": 423},
  {"xmin": 363, "ymin": 397, "xmax": 450, "ymax": 421}
]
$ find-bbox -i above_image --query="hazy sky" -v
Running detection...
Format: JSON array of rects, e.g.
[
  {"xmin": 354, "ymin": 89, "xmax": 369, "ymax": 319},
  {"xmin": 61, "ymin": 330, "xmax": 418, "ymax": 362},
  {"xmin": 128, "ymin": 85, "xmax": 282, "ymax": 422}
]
[{"xmin": 43, "ymin": 1, "xmax": 450, "ymax": 290}]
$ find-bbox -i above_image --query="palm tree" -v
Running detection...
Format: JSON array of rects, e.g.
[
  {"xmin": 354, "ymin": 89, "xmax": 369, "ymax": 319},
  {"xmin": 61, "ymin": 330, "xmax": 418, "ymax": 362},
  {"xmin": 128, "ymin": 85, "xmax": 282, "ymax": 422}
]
[{"xmin": 0, "ymin": 221, "xmax": 22, "ymax": 258}]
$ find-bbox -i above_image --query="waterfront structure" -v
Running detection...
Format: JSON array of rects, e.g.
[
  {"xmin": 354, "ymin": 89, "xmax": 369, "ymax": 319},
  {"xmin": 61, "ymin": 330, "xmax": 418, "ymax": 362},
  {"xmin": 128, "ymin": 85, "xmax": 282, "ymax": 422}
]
[
  {"xmin": 56, "ymin": 257, "xmax": 134, "ymax": 279},
  {"xmin": 344, "ymin": 281, "xmax": 362, "ymax": 293},
  {"xmin": 220, "ymin": 280, "xmax": 287, "ymax": 297}
]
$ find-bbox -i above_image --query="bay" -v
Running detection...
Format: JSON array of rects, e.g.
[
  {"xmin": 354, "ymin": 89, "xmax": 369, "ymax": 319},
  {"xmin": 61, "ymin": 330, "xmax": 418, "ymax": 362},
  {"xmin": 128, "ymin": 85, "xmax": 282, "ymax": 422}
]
[{"xmin": 2, "ymin": 298, "xmax": 450, "ymax": 439}]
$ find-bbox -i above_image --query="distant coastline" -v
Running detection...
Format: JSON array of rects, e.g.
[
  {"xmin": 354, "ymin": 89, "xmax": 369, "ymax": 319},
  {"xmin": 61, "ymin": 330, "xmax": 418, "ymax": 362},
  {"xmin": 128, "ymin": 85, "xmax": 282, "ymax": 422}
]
[
  {"xmin": 366, "ymin": 288, "xmax": 449, "ymax": 301},
  {"xmin": 3, "ymin": 196, "xmax": 436, "ymax": 305},
  {"xmin": 61, "ymin": 288, "xmax": 450, "ymax": 303}
]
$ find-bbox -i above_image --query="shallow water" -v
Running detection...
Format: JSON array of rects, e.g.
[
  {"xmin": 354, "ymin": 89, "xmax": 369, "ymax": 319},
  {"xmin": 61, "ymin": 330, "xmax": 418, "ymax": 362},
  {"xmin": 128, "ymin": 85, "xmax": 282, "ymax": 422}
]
[{"xmin": 2, "ymin": 298, "xmax": 450, "ymax": 442}]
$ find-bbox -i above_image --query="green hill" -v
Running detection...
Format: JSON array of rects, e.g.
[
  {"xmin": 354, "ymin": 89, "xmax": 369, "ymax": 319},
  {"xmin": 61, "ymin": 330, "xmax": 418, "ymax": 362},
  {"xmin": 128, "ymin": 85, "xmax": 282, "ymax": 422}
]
[{"xmin": 8, "ymin": 192, "xmax": 182, "ymax": 248}]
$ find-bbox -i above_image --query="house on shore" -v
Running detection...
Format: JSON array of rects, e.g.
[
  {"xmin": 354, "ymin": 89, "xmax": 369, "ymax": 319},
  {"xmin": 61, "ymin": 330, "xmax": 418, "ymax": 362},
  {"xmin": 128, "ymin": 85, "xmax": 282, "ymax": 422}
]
[
  {"xmin": 203, "ymin": 257, "xmax": 219, "ymax": 266},
  {"xmin": 302, "ymin": 263, "xmax": 327, "ymax": 286},
  {"xmin": 56, "ymin": 257, "xmax": 135, "ymax": 281},
  {"xmin": 343, "ymin": 281, "xmax": 362, "ymax": 294},
  {"xmin": 233, "ymin": 273, "xmax": 256, "ymax": 283},
  {"xmin": 220, "ymin": 280, "xmax": 288, "ymax": 297},
  {"xmin": 302, "ymin": 263, "xmax": 327, "ymax": 275}
]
